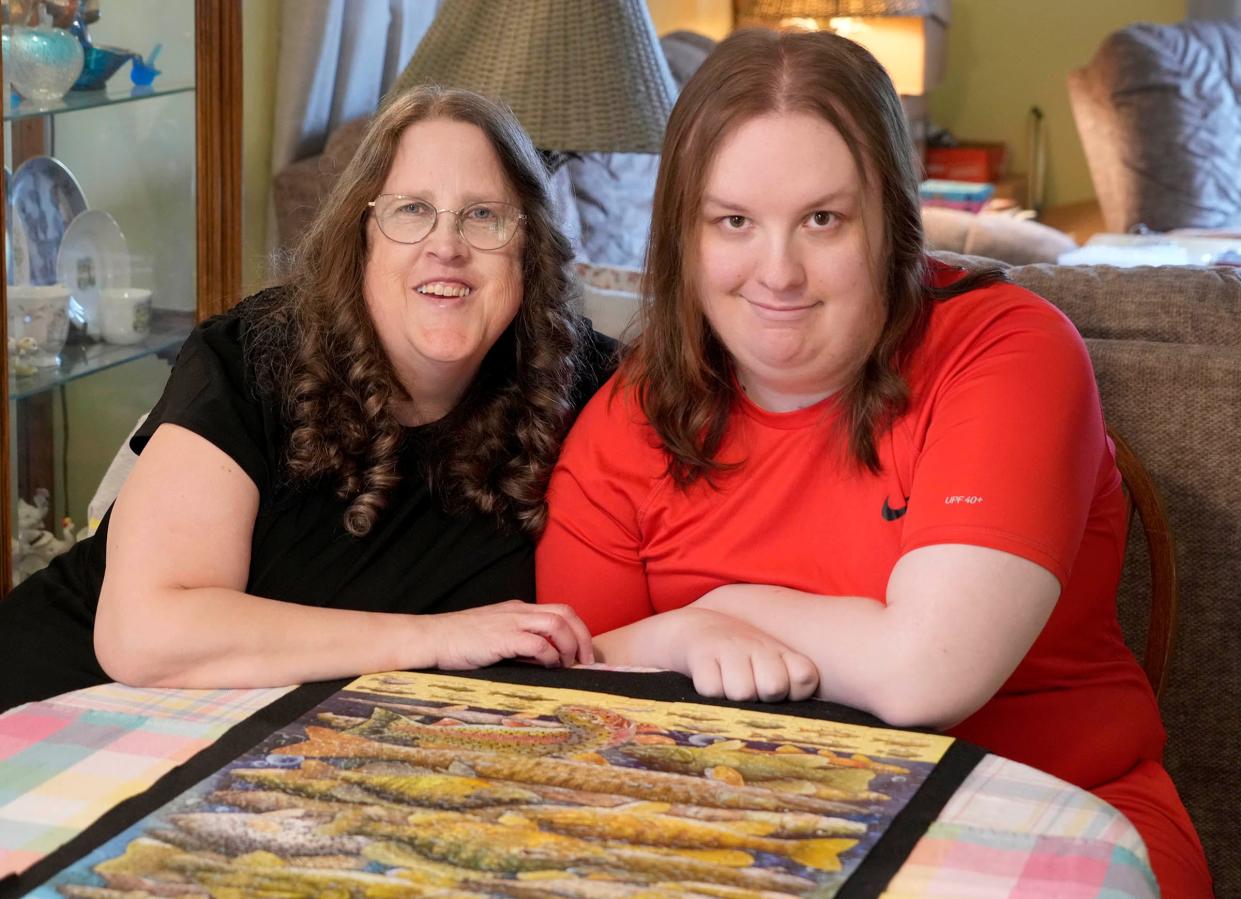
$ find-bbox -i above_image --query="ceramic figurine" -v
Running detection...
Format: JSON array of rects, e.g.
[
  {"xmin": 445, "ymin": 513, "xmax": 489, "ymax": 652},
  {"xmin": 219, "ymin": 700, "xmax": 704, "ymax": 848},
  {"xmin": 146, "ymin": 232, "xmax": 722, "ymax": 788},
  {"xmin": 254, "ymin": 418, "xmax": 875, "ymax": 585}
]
[
  {"xmin": 11, "ymin": 489, "xmax": 83, "ymax": 585},
  {"xmin": 9, "ymin": 334, "xmax": 41, "ymax": 376}
]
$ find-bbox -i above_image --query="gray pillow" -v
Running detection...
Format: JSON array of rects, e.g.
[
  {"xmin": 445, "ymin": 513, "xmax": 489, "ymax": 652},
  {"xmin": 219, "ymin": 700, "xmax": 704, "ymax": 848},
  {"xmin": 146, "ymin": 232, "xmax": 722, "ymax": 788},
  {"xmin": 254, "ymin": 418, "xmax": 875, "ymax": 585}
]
[
  {"xmin": 565, "ymin": 30, "xmax": 717, "ymax": 268},
  {"xmin": 1069, "ymin": 20, "xmax": 1241, "ymax": 231},
  {"xmin": 566, "ymin": 153, "xmax": 658, "ymax": 268}
]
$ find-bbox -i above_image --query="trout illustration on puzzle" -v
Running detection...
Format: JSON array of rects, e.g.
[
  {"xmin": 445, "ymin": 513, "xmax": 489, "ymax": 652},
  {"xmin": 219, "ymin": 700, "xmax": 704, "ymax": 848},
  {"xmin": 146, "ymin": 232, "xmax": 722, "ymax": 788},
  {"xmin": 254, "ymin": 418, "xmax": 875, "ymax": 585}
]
[
  {"xmin": 336, "ymin": 704, "xmax": 638, "ymax": 756},
  {"xmin": 489, "ymin": 805, "xmax": 858, "ymax": 871},
  {"xmin": 231, "ymin": 759, "xmax": 542, "ymax": 809},
  {"xmin": 324, "ymin": 809, "xmax": 819, "ymax": 892},
  {"xmin": 162, "ymin": 809, "xmax": 366, "ymax": 858},
  {"xmin": 619, "ymin": 741, "xmax": 907, "ymax": 782},
  {"xmin": 274, "ymin": 727, "xmax": 854, "ymax": 815}
]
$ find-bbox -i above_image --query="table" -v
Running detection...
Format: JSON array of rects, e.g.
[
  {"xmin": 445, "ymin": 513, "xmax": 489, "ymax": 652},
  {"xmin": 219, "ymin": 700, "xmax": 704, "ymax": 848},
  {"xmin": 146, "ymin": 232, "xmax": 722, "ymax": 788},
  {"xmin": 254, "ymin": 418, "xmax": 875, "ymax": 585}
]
[{"xmin": 0, "ymin": 668, "xmax": 1158, "ymax": 898}]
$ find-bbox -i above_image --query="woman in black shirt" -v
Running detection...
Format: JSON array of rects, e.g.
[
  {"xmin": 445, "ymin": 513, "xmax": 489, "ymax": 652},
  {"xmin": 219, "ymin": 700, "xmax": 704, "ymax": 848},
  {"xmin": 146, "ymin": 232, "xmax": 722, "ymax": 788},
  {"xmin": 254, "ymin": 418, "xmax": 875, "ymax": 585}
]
[{"xmin": 0, "ymin": 86, "xmax": 609, "ymax": 711}]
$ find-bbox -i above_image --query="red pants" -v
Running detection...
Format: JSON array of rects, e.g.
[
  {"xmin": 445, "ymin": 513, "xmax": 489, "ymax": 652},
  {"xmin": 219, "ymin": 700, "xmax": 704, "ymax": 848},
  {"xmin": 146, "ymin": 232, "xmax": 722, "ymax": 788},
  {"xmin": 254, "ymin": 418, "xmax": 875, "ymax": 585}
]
[{"xmin": 1094, "ymin": 759, "xmax": 1213, "ymax": 898}]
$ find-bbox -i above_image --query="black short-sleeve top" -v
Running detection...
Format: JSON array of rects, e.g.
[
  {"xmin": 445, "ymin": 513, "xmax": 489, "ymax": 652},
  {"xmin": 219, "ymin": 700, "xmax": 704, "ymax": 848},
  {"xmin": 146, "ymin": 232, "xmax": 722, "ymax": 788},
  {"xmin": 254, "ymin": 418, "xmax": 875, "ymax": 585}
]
[{"xmin": 0, "ymin": 289, "xmax": 615, "ymax": 709}]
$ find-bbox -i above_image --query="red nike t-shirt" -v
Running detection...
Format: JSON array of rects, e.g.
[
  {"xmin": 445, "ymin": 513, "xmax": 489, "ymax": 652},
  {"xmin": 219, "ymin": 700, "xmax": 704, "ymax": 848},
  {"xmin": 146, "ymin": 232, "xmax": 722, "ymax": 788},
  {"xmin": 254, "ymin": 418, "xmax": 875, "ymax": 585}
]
[
  {"xmin": 539, "ymin": 270, "xmax": 1157, "ymax": 787},
  {"xmin": 538, "ymin": 265, "xmax": 1212, "ymax": 893}
]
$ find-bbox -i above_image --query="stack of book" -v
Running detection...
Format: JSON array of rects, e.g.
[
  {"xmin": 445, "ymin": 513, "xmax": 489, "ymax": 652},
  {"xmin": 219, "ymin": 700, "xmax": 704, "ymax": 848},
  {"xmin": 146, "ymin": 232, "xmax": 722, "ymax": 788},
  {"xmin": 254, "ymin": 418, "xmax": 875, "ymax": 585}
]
[
  {"xmin": 925, "ymin": 143, "xmax": 1007, "ymax": 183},
  {"xmin": 919, "ymin": 179, "xmax": 996, "ymax": 214}
]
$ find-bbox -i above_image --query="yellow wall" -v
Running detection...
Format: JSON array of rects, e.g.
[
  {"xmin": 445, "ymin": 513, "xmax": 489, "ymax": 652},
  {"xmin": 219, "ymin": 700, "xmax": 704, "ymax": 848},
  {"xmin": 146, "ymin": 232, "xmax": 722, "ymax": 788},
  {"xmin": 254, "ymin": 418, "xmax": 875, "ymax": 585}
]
[
  {"xmin": 928, "ymin": 0, "xmax": 1187, "ymax": 208},
  {"xmin": 241, "ymin": 0, "xmax": 281, "ymax": 294},
  {"xmin": 647, "ymin": 0, "xmax": 733, "ymax": 40}
]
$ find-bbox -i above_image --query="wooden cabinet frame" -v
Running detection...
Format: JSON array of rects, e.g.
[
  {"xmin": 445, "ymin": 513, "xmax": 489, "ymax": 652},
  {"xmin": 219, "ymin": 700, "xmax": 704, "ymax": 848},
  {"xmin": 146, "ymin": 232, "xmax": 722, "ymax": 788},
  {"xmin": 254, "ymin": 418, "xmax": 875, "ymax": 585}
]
[{"xmin": 0, "ymin": 0, "xmax": 241, "ymax": 590}]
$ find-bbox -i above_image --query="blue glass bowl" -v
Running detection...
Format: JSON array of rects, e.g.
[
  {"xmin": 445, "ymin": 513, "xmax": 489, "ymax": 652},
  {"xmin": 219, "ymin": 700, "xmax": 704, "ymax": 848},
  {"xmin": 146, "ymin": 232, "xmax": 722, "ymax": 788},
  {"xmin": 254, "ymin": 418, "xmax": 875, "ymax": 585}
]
[{"xmin": 71, "ymin": 44, "xmax": 133, "ymax": 92}]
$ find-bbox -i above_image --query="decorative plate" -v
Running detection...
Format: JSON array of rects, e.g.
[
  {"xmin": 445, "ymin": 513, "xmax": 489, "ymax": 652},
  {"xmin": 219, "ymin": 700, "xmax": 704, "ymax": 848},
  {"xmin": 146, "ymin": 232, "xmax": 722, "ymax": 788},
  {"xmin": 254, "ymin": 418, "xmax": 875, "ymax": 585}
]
[
  {"xmin": 56, "ymin": 209, "xmax": 130, "ymax": 337},
  {"xmin": 10, "ymin": 212, "xmax": 32, "ymax": 286},
  {"xmin": 10, "ymin": 155, "xmax": 88, "ymax": 286},
  {"xmin": 2, "ymin": 166, "xmax": 28, "ymax": 285}
]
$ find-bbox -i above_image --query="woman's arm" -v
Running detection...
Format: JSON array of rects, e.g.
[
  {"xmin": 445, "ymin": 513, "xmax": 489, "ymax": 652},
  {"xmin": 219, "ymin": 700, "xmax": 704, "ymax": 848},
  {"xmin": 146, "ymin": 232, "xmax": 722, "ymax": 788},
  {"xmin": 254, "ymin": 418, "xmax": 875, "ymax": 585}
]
[
  {"xmin": 688, "ymin": 544, "xmax": 1059, "ymax": 727},
  {"xmin": 94, "ymin": 424, "xmax": 591, "ymax": 689},
  {"xmin": 592, "ymin": 545, "xmax": 1054, "ymax": 719},
  {"xmin": 536, "ymin": 385, "xmax": 661, "ymax": 635}
]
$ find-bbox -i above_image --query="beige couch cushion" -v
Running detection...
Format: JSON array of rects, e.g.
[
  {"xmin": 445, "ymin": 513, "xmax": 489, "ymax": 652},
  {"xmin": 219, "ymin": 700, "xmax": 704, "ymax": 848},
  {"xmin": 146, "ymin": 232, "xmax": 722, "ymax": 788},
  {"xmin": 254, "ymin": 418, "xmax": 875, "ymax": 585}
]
[{"xmin": 1008, "ymin": 262, "xmax": 1241, "ymax": 345}]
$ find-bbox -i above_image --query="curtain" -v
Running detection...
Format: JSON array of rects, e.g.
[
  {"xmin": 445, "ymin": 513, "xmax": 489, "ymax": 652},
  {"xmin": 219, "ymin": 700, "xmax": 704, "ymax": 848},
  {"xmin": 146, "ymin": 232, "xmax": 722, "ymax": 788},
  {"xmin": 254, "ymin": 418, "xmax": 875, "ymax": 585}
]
[
  {"xmin": 269, "ymin": 0, "xmax": 442, "ymax": 177},
  {"xmin": 1188, "ymin": 0, "xmax": 1241, "ymax": 18}
]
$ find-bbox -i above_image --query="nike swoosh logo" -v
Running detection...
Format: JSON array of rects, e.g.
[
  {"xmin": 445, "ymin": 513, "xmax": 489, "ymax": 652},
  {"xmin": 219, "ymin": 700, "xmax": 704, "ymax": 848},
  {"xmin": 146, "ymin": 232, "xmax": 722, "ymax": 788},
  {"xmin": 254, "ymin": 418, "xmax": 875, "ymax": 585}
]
[{"xmin": 882, "ymin": 497, "xmax": 909, "ymax": 521}]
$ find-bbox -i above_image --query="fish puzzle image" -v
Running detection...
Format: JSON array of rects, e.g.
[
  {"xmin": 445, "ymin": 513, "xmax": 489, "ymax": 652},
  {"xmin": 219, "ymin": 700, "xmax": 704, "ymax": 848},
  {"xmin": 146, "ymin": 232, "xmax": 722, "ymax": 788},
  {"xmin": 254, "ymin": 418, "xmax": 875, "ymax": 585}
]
[{"xmin": 34, "ymin": 672, "xmax": 956, "ymax": 898}]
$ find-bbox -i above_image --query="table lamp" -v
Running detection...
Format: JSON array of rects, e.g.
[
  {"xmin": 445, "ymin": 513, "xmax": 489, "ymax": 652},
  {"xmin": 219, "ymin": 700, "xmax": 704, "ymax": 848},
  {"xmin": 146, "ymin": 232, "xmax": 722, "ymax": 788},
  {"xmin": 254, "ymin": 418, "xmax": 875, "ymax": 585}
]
[
  {"xmin": 731, "ymin": 0, "xmax": 949, "ymax": 152},
  {"xmin": 732, "ymin": 0, "xmax": 949, "ymax": 96},
  {"xmin": 388, "ymin": 0, "xmax": 678, "ymax": 168}
]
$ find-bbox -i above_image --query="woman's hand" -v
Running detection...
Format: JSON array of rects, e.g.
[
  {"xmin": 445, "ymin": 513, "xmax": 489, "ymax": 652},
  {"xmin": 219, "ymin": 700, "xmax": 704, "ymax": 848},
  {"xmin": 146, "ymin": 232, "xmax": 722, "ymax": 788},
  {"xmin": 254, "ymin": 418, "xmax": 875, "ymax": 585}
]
[
  {"xmin": 593, "ymin": 607, "xmax": 818, "ymax": 702},
  {"xmin": 423, "ymin": 600, "xmax": 595, "ymax": 670},
  {"xmin": 672, "ymin": 608, "xmax": 819, "ymax": 702}
]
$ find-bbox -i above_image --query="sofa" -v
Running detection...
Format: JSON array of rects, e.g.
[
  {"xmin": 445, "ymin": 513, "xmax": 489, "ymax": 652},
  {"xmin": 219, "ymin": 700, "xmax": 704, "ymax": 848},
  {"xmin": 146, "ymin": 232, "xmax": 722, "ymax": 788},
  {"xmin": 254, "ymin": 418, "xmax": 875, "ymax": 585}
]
[
  {"xmin": 921, "ymin": 206, "xmax": 1078, "ymax": 265},
  {"xmin": 1069, "ymin": 19, "xmax": 1241, "ymax": 234}
]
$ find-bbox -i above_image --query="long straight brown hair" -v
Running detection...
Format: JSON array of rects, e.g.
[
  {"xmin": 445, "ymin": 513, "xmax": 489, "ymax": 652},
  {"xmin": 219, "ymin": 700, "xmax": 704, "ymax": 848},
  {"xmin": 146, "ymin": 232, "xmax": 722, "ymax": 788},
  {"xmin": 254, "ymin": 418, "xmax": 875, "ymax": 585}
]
[{"xmin": 626, "ymin": 28, "xmax": 1002, "ymax": 485}]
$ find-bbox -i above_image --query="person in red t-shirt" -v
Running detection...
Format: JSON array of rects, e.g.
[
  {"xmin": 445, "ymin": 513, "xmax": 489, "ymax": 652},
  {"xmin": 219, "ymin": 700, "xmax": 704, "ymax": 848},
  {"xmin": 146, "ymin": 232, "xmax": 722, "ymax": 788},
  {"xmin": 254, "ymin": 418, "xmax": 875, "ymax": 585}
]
[{"xmin": 536, "ymin": 28, "xmax": 1212, "ymax": 896}]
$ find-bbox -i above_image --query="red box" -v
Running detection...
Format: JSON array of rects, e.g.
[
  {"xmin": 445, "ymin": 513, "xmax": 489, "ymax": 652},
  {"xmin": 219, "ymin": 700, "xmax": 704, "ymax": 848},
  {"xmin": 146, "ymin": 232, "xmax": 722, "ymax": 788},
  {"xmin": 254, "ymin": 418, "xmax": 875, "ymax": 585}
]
[{"xmin": 925, "ymin": 143, "xmax": 1007, "ymax": 183}]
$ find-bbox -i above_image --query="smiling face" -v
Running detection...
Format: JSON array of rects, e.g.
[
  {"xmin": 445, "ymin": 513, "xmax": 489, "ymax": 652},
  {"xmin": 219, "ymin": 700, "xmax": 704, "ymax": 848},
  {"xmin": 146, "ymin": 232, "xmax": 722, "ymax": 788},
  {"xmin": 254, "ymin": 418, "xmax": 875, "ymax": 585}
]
[
  {"xmin": 363, "ymin": 118, "xmax": 524, "ymax": 419},
  {"xmin": 695, "ymin": 111, "xmax": 886, "ymax": 412}
]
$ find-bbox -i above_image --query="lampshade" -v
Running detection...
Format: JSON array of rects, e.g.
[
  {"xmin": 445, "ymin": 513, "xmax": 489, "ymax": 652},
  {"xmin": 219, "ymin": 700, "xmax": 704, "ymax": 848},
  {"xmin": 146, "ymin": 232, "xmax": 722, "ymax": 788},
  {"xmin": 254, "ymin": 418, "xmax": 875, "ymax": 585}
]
[
  {"xmin": 388, "ymin": 0, "xmax": 677, "ymax": 155},
  {"xmin": 732, "ymin": 0, "xmax": 950, "ymax": 96},
  {"xmin": 734, "ymin": 0, "xmax": 936, "ymax": 20}
]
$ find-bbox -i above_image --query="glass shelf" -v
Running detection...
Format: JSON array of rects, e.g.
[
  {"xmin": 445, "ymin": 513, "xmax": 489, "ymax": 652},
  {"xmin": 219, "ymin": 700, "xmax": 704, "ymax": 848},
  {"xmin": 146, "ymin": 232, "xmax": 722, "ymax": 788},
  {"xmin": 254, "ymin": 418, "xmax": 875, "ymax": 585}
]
[
  {"xmin": 3, "ymin": 81, "xmax": 194, "ymax": 122},
  {"xmin": 9, "ymin": 308, "xmax": 192, "ymax": 400}
]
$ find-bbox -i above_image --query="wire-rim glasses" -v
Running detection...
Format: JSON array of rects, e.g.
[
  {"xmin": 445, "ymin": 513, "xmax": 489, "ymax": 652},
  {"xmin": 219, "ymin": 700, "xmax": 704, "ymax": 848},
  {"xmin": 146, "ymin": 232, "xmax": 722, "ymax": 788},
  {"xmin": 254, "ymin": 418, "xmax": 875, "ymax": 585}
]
[{"xmin": 367, "ymin": 194, "xmax": 526, "ymax": 250}]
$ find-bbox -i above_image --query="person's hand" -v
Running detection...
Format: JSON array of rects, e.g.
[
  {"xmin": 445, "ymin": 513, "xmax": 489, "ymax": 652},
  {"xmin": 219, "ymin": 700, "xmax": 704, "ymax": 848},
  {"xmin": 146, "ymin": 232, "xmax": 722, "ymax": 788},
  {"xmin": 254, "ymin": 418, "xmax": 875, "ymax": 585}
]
[
  {"xmin": 671, "ymin": 608, "xmax": 819, "ymax": 702},
  {"xmin": 422, "ymin": 600, "xmax": 595, "ymax": 670}
]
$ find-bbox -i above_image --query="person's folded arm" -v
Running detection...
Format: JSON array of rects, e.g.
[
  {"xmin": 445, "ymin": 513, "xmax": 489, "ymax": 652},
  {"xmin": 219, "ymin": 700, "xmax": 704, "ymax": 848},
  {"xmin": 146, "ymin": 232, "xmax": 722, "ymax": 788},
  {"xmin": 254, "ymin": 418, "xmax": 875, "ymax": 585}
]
[
  {"xmin": 592, "ymin": 607, "xmax": 820, "ymax": 702},
  {"xmin": 95, "ymin": 424, "xmax": 590, "ymax": 689},
  {"xmin": 688, "ymin": 543, "xmax": 1059, "ymax": 728}
]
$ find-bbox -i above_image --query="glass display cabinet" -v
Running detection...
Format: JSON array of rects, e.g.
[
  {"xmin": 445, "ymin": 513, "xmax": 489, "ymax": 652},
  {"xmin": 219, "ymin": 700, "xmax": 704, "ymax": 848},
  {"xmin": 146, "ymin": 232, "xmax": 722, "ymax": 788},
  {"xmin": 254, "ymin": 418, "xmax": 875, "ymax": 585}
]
[{"xmin": 0, "ymin": 0, "xmax": 240, "ymax": 589}]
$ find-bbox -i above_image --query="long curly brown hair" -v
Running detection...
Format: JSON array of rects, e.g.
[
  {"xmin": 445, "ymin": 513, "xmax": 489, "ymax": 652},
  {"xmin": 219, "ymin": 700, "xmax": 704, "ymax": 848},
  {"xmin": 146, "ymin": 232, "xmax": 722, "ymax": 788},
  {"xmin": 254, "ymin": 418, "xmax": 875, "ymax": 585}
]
[
  {"xmin": 251, "ymin": 86, "xmax": 589, "ymax": 536},
  {"xmin": 627, "ymin": 28, "xmax": 1003, "ymax": 486}
]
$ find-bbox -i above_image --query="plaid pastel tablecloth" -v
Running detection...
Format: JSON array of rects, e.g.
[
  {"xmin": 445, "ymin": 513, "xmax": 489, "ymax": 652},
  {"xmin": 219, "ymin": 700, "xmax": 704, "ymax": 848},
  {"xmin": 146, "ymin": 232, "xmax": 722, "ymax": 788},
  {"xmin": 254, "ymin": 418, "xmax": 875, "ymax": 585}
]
[
  {"xmin": 884, "ymin": 755, "xmax": 1156, "ymax": 898},
  {"xmin": 0, "ymin": 683, "xmax": 1157, "ymax": 898},
  {"xmin": 0, "ymin": 683, "xmax": 291, "ymax": 877}
]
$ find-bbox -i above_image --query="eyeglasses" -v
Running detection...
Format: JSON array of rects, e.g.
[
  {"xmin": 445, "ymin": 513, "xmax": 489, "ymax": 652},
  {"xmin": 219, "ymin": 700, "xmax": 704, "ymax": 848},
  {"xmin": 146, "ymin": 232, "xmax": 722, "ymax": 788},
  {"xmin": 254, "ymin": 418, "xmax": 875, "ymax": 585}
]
[{"xmin": 367, "ymin": 194, "xmax": 526, "ymax": 250}]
